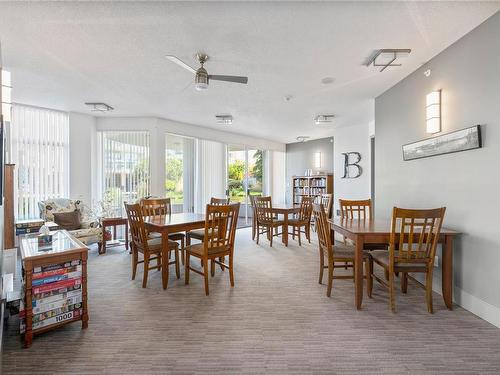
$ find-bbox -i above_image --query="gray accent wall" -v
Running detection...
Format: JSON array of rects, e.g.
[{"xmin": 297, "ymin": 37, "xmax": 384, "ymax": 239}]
[
  {"xmin": 375, "ymin": 12, "xmax": 500, "ymax": 324},
  {"xmin": 286, "ymin": 137, "xmax": 333, "ymax": 204}
]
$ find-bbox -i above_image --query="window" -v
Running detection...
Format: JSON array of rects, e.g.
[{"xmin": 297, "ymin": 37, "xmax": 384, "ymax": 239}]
[
  {"xmin": 165, "ymin": 133, "xmax": 195, "ymax": 213},
  {"xmin": 11, "ymin": 104, "xmax": 69, "ymax": 220},
  {"xmin": 100, "ymin": 131, "xmax": 150, "ymax": 216}
]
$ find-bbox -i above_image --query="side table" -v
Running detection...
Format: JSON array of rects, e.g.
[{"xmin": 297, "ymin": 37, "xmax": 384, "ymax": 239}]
[{"xmin": 101, "ymin": 217, "xmax": 129, "ymax": 254}]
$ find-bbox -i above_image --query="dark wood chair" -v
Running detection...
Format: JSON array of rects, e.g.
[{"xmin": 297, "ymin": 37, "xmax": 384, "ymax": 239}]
[
  {"xmin": 313, "ymin": 203, "xmax": 371, "ymax": 297},
  {"xmin": 141, "ymin": 197, "xmax": 186, "ymax": 265},
  {"xmin": 368, "ymin": 207, "xmax": 446, "ymax": 313},
  {"xmin": 249, "ymin": 194, "xmax": 261, "ymax": 241},
  {"xmin": 185, "ymin": 202, "xmax": 240, "ymax": 295},
  {"xmin": 289, "ymin": 196, "xmax": 314, "ymax": 246},
  {"xmin": 312, "ymin": 193, "xmax": 333, "ymax": 231},
  {"xmin": 186, "ymin": 197, "xmax": 230, "ymax": 243},
  {"xmin": 125, "ymin": 203, "xmax": 179, "ymax": 288},
  {"xmin": 254, "ymin": 196, "xmax": 283, "ymax": 247}
]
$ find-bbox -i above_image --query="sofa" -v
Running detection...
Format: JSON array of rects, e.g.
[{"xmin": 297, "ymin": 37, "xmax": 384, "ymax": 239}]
[{"xmin": 38, "ymin": 198, "xmax": 103, "ymax": 251}]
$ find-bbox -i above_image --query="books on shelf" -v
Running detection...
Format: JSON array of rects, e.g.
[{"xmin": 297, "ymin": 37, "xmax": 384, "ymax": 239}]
[
  {"xmin": 31, "ymin": 271, "xmax": 82, "ymax": 287},
  {"xmin": 21, "ymin": 309, "xmax": 83, "ymax": 333},
  {"xmin": 32, "ymin": 264, "xmax": 81, "ymax": 280},
  {"xmin": 33, "ymin": 259, "xmax": 80, "ymax": 274}
]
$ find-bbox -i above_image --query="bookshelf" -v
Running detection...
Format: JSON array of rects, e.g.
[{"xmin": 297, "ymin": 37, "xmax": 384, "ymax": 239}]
[
  {"xmin": 292, "ymin": 174, "xmax": 333, "ymax": 206},
  {"xmin": 19, "ymin": 230, "xmax": 88, "ymax": 348}
]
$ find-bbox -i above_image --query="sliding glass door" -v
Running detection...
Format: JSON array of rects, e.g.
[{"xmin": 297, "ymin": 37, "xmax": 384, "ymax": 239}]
[{"xmin": 227, "ymin": 145, "xmax": 264, "ymax": 225}]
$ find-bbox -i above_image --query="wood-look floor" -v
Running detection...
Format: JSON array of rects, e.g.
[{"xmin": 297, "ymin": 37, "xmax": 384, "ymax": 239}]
[{"xmin": 3, "ymin": 228, "xmax": 500, "ymax": 374}]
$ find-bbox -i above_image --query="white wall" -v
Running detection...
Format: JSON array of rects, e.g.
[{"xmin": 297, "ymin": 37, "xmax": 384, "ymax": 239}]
[
  {"xmin": 68, "ymin": 112, "xmax": 96, "ymax": 204},
  {"xmin": 375, "ymin": 13, "xmax": 500, "ymax": 326}
]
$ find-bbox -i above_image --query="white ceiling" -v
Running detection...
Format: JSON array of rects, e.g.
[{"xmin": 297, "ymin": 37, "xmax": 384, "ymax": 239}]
[{"xmin": 0, "ymin": 2, "xmax": 498, "ymax": 143}]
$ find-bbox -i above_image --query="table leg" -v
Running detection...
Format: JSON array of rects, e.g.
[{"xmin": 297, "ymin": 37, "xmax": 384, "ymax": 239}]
[
  {"xmin": 442, "ymin": 235, "xmax": 453, "ymax": 310},
  {"xmin": 102, "ymin": 224, "xmax": 107, "ymax": 254},
  {"xmin": 355, "ymin": 235, "xmax": 364, "ymax": 310},
  {"xmin": 283, "ymin": 213, "xmax": 289, "ymax": 246},
  {"xmin": 161, "ymin": 231, "xmax": 169, "ymax": 290}
]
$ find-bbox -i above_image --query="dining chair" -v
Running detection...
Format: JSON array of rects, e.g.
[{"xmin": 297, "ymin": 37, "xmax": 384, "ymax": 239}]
[
  {"xmin": 313, "ymin": 203, "xmax": 371, "ymax": 297},
  {"xmin": 254, "ymin": 196, "xmax": 284, "ymax": 247},
  {"xmin": 249, "ymin": 194, "xmax": 261, "ymax": 241},
  {"xmin": 185, "ymin": 202, "xmax": 240, "ymax": 295},
  {"xmin": 141, "ymin": 197, "xmax": 186, "ymax": 265},
  {"xmin": 125, "ymin": 203, "xmax": 179, "ymax": 288},
  {"xmin": 368, "ymin": 207, "xmax": 446, "ymax": 313},
  {"xmin": 289, "ymin": 196, "xmax": 314, "ymax": 246}
]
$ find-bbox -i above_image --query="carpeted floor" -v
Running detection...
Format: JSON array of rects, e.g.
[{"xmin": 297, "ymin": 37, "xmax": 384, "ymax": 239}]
[{"xmin": 3, "ymin": 227, "xmax": 500, "ymax": 374}]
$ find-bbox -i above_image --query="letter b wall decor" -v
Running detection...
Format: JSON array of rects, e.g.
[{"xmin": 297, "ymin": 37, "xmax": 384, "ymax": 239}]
[{"xmin": 341, "ymin": 152, "xmax": 362, "ymax": 178}]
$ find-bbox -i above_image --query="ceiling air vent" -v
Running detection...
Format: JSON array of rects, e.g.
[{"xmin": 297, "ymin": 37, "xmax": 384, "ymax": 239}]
[
  {"xmin": 365, "ymin": 49, "xmax": 411, "ymax": 72},
  {"xmin": 85, "ymin": 102, "xmax": 114, "ymax": 112},
  {"xmin": 314, "ymin": 115, "xmax": 334, "ymax": 125}
]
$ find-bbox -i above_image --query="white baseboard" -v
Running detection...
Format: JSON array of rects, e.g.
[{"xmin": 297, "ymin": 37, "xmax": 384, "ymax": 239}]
[{"xmin": 452, "ymin": 286, "xmax": 500, "ymax": 328}]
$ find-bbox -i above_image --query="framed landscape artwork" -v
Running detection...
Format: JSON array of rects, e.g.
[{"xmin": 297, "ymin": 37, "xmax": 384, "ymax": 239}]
[{"xmin": 402, "ymin": 125, "xmax": 482, "ymax": 161}]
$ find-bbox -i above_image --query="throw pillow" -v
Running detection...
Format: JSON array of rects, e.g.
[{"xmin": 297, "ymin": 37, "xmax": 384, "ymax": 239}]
[{"xmin": 53, "ymin": 210, "xmax": 82, "ymax": 231}]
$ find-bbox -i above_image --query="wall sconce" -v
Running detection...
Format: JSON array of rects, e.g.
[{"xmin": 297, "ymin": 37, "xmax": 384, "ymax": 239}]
[
  {"xmin": 426, "ymin": 90, "xmax": 441, "ymax": 134},
  {"xmin": 314, "ymin": 151, "xmax": 322, "ymax": 169}
]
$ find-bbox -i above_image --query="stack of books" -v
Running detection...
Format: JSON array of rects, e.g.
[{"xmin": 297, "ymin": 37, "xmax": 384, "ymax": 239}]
[
  {"xmin": 16, "ymin": 220, "xmax": 45, "ymax": 236},
  {"xmin": 20, "ymin": 260, "xmax": 83, "ymax": 333}
]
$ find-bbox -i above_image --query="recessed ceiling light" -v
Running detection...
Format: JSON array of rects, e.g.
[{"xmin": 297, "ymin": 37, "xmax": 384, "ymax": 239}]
[
  {"xmin": 321, "ymin": 77, "xmax": 334, "ymax": 85},
  {"xmin": 215, "ymin": 114, "xmax": 233, "ymax": 125},
  {"xmin": 85, "ymin": 102, "xmax": 113, "ymax": 112},
  {"xmin": 314, "ymin": 115, "xmax": 335, "ymax": 125},
  {"xmin": 284, "ymin": 95, "xmax": 293, "ymax": 102},
  {"xmin": 296, "ymin": 136, "xmax": 310, "ymax": 143}
]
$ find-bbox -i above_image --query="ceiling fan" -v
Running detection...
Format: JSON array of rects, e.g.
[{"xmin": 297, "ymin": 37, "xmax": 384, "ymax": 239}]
[{"xmin": 165, "ymin": 53, "xmax": 248, "ymax": 91}]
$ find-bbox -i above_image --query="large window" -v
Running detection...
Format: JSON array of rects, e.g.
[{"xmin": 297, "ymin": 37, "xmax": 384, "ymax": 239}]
[
  {"xmin": 100, "ymin": 131, "xmax": 150, "ymax": 216},
  {"xmin": 165, "ymin": 133, "xmax": 194, "ymax": 213},
  {"xmin": 12, "ymin": 104, "xmax": 69, "ymax": 220}
]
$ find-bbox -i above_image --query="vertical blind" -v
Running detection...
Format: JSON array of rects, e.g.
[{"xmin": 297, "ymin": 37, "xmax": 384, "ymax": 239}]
[
  {"xmin": 100, "ymin": 131, "xmax": 150, "ymax": 216},
  {"xmin": 11, "ymin": 104, "xmax": 69, "ymax": 220}
]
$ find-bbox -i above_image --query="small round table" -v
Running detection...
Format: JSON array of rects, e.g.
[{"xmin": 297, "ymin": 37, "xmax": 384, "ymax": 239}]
[{"xmin": 100, "ymin": 217, "xmax": 129, "ymax": 254}]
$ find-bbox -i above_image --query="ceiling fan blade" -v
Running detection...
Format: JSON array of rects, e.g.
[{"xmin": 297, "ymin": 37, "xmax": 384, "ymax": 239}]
[
  {"xmin": 165, "ymin": 55, "xmax": 196, "ymax": 74},
  {"xmin": 208, "ymin": 75, "xmax": 248, "ymax": 84}
]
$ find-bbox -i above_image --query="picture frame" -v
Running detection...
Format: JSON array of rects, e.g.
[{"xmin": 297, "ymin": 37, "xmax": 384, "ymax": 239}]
[{"xmin": 402, "ymin": 125, "xmax": 482, "ymax": 161}]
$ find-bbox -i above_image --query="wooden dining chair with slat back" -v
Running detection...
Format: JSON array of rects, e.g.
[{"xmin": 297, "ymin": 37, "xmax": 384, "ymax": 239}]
[
  {"xmin": 312, "ymin": 193, "xmax": 333, "ymax": 231},
  {"xmin": 368, "ymin": 207, "xmax": 446, "ymax": 313},
  {"xmin": 125, "ymin": 203, "xmax": 179, "ymax": 288},
  {"xmin": 141, "ymin": 197, "xmax": 186, "ymax": 265},
  {"xmin": 313, "ymin": 203, "xmax": 371, "ymax": 297},
  {"xmin": 254, "ymin": 196, "xmax": 284, "ymax": 247},
  {"xmin": 249, "ymin": 194, "xmax": 261, "ymax": 241},
  {"xmin": 289, "ymin": 196, "xmax": 314, "ymax": 246},
  {"xmin": 185, "ymin": 202, "xmax": 240, "ymax": 295}
]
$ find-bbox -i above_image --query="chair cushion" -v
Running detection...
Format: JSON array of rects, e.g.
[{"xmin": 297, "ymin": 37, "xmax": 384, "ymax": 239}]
[
  {"xmin": 53, "ymin": 210, "xmax": 82, "ymax": 230},
  {"xmin": 329, "ymin": 242, "xmax": 370, "ymax": 260},
  {"xmin": 146, "ymin": 236, "xmax": 179, "ymax": 251},
  {"xmin": 258, "ymin": 220, "xmax": 284, "ymax": 227},
  {"xmin": 371, "ymin": 250, "xmax": 427, "ymax": 270},
  {"xmin": 149, "ymin": 232, "xmax": 185, "ymax": 241},
  {"xmin": 188, "ymin": 228, "xmax": 218, "ymax": 241},
  {"xmin": 186, "ymin": 243, "xmax": 229, "ymax": 257},
  {"xmin": 288, "ymin": 218, "xmax": 309, "ymax": 226}
]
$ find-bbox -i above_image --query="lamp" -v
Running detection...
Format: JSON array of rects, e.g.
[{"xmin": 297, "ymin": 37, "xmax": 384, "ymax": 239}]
[
  {"xmin": 426, "ymin": 90, "xmax": 441, "ymax": 134},
  {"xmin": 314, "ymin": 151, "xmax": 322, "ymax": 169}
]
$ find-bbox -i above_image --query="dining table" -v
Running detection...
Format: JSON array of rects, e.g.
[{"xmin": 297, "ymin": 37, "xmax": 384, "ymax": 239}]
[
  {"xmin": 271, "ymin": 205, "xmax": 301, "ymax": 246},
  {"xmin": 329, "ymin": 218, "xmax": 461, "ymax": 310},
  {"xmin": 143, "ymin": 212, "xmax": 207, "ymax": 289}
]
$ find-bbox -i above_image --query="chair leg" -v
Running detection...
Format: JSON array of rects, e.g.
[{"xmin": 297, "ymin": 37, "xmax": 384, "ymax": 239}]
[
  {"xmin": 203, "ymin": 258, "xmax": 210, "ymax": 296},
  {"xmin": 298, "ymin": 227, "xmax": 301, "ymax": 246},
  {"xmin": 307, "ymin": 224, "xmax": 311, "ymax": 243},
  {"xmin": 252, "ymin": 218, "xmax": 256, "ymax": 240},
  {"xmin": 184, "ymin": 253, "xmax": 190, "ymax": 285},
  {"xmin": 318, "ymin": 251, "xmax": 324, "ymax": 284},
  {"xmin": 229, "ymin": 254, "xmax": 235, "ymax": 287},
  {"xmin": 426, "ymin": 271, "xmax": 434, "ymax": 314},
  {"xmin": 292, "ymin": 226, "xmax": 295, "ymax": 240},
  {"xmin": 256, "ymin": 224, "xmax": 260, "ymax": 245},
  {"xmin": 157, "ymin": 252, "xmax": 161, "ymax": 270},
  {"xmin": 131, "ymin": 245, "xmax": 138, "ymax": 280},
  {"xmin": 211, "ymin": 259, "xmax": 215, "ymax": 277},
  {"xmin": 389, "ymin": 268, "xmax": 396, "ymax": 313},
  {"xmin": 401, "ymin": 272, "xmax": 408, "ymax": 293},
  {"xmin": 365, "ymin": 258, "xmax": 373, "ymax": 298},
  {"xmin": 174, "ymin": 249, "xmax": 180, "ymax": 279},
  {"xmin": 385, "ymin": 269, "xmax": 390, "ymax": 281},
  {"xmin": 180, "ymin": 238, "xmax": 185, "ymax": 265},
  {"xmin": 219, "ymin": 256, "xmax": 224, "ymax": 271},
  {"xmin": 270, "ymin": 227, "xmax": 273, "ymax": 247},
  {"xmin": 326, "ymin": 257, "xmax": 334, "ymax": 297},
  {"xmin": 142, "ymin": 254, "xmax": 149, "ymax": 288}
]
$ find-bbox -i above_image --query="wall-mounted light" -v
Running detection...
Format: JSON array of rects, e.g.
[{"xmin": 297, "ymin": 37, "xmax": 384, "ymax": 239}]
[
  {"xmin": 314, "ymin": 151, "xmax": 322, "ymax": 169},
  {"xmin": 426, "ymin": 90, "xmax": 441, "ymax": 134}
]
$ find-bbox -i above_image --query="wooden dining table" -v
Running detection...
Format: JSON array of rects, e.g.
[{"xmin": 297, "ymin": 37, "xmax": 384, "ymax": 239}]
[
  {"xmin": 329, "ymin": 218, "xmax": 461, "ymax": 310},
  {"xmin": 271, "ymin": 205, "xmax": 301, "ymax": 246},
  {"xmin": 143, "ymin": 212, "xmax": 206, "ymax": 289}
]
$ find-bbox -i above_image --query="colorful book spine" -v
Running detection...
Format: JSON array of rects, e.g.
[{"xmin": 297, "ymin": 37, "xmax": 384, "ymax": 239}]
[
  {"xmin": 32, "ymin": 287, "xmax": 82, "ymax": 308},
  {"xmin": 32, "ymin": 295, "xmax": 82, "ymax": 315},
  {"xmin": 32, "ymin": 265, "xmax": 81, "ymax": 280},
  {"xmin": 31, "ymin": 271, "xmax": 82, "ymax": 286},
  {"xmin": 30, "ymin": 309, "xmax": 83, "ymax": 331},
  {"xmin": 32, "ymin": 277, "xmax": 81, "ymax": 295},
  {"xmin": 33, "ymin": 303, "xmax": 82, "ymax": 323},
  {"xmin": 33, "ymin": 259, "xmax": 81, "ymax": 274}
]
